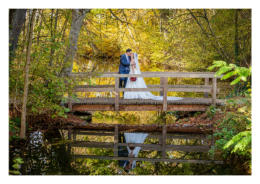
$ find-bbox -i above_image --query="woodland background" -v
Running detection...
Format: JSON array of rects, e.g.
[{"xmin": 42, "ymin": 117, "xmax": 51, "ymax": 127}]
[{"xmin": 9, "ymin": 9, "xmax": 252, "ymax": 175}]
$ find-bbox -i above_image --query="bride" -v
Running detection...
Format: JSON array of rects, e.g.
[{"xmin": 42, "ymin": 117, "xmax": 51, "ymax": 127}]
[{"xmin": 124, "ymin": 53, "xmax": 183, "ymax": 101}]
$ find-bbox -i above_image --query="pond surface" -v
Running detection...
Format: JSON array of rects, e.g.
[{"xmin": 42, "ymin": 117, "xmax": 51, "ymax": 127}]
[{"xmin": 9, "ymin": 112, "xmax": 237, "ymax": 175}]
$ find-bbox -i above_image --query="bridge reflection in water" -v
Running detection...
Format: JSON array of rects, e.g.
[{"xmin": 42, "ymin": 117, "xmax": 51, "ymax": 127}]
[{"xmin": 65, "ymin": 123, "xmax": 223, "ymax": 165}]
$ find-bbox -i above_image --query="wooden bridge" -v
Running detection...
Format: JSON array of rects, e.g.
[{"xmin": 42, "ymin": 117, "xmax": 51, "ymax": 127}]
[
  {"xmin": 66, "ymin": 72, "xmax": 225, "ymax": 112},
  {"xmin": 61, "ymin": 72, "xmax": 225, "ymax": 164}
]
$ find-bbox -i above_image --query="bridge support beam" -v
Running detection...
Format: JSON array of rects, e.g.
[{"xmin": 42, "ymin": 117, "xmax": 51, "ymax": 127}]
[
  {"xmin": 162, "ymin": 77, "xmax": 168, "ymax": 111},
  {"xmin": 114, "ymin": 125, "xmax": 119, "ymax": 157},
  {"xmin": 204, "ymin": 78, "xmax": 209, "ymax": 98},
  {"xmin": 68, "ymin": 129, "xmax": 72, "ymax": 154},
  {"xmin": 115, "ymin": 77, "xmax": 119, "ymax": 111},
  {"xmin": 212, "ymin": 77, "xmax": 217, "ymax": 106},
  {"xmin": 162, "ymin": 125, "xmax": 167, "ymax": 158}
]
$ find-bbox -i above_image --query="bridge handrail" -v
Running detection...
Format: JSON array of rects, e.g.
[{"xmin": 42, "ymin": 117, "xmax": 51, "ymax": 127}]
[
  {"xmin": 69, "ymin": 72, "xmax": 222, "ymax": 78},
  {"xmin": 67, "ymin": 72, "xmax": 221, "ymax": 111}
]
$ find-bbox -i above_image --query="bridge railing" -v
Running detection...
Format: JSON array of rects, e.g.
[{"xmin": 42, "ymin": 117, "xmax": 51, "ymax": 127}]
[{"xmin": 68, "ymin": 72, "xmax": 222, "ymax": 111}]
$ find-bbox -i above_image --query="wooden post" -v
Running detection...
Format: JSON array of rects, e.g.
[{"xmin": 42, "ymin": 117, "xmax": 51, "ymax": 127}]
[
  {"xmin": 160, "ymin": 77, "xmax": 166, "ymax": 96},
  {"xmin": 162, "ymin": 77, "xmax": 168, "ymax": 111},
  {"xmin": 72, "ymin": 129, "xmax": 76, "ymax": 141},
  {"xmin": 212, "ymin": 77, "xmax": 217, "ymax": 106},
  {"xmin": 68, "ymin": 129, "xmax": 72, "ymax": 153},
  {"xmin": 204, "ymin": 78, "xmax": 209, "ymax": 98},
  {"xmin": 158, "ymin": 132, "xmax": 162, "ymax": 156},
  {"xmin": 211, "ymin": 132, "xmax": 215, "ymax": 160},
  {"xmin": 115, "ymin": 77, "xmax": 119, "ymax": 111},
  {"xmin": 162, "ymin": 125, "xmax": 167, "ymax": 158},
  {"xmin": 114, "ymin": 125, "xmax": 119, "ymax": 157},
  {"xmin": 68, "ymin": 92, "xmax": 72, "ymax": 110}
]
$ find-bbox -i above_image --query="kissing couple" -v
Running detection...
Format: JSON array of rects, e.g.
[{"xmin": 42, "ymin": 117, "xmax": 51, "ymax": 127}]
[{"xmin": 118, "ymin": 48, "xmax": 183, "ymax": 101}]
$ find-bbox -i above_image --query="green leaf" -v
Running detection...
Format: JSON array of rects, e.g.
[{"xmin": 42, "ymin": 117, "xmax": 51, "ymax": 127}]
[
  {"xmin": 15, "ymin": 157, "xmax": 24, "ymax": 164},
  {"xmin": 221, "ymin": 70, "xmax": 237, "ymax": 80},
  {"xmin": 230, "ymin": 77, "xmax": 242, "ymax": 85},
  {"xmin": 208, "ymin": 65, "xmax": 217, "ymax": 71},
  {"xmin": 241, "ymin": 76, "xmax": 247, "ymax": 81},
  {"xmin": 9, "ymin": 170, "xmax": 20, "ymax": 175},
  {"xmin": 213, "ymin": 60, "xmax": 227, "ymax": 67},
  {"xmin": 12, "ymin": 163, "xmax": 20, "ymax": 169},
  {"xmin": 224, "ymin": 131, "xmax": 251, "ymax": 152},
  {"xmin": 208, "ymin": 61, "xmax": 227, "ymax": 71},
  {"xmin": 216, "ymin": 65, "xmax": 233, "ymax": 76},
  {"xmin": 64, "ymin": 107, "xmax": 71, "ymax": 113},
  {"xmin": 229, "ymin": 63, "xmax": 237, "ymax": 68}
]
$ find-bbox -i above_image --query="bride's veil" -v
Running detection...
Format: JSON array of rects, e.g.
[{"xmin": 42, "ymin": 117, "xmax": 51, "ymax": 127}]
[
  {"xmin": 134, "ymin": 53, "xmax": 141, "ymax": 74},
  {"xmin": 133, "ymin": 53, "xmax": 148, "ymax": 88}
]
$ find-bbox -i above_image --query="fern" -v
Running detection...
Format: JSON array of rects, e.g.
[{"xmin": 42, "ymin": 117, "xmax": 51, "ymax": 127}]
[
  {"xmin": 224, "ymin": 131, "xmax": 251, "ymax": 156},
  {"xmin": 208, "ymin": 60, "xmax": 251, "ymax": 86}
]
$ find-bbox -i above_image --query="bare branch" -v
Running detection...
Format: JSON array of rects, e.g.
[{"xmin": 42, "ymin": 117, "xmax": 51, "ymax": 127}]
[
  {"xmin": 109, "ymin": 9, "xmax": 130, "ymax": 25},
  {"xmin": 188, "ymin": 9, "xmax": 230, "ymax": 61}
]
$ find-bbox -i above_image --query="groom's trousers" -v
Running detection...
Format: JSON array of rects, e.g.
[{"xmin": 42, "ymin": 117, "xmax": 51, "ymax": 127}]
[
  {"xmin": 119, "ymin": 77, "xmax": 128, "ymax": 88},
  {"xmin": 119, "ymin": 77, "xmax": 127, "ymax": 96}
]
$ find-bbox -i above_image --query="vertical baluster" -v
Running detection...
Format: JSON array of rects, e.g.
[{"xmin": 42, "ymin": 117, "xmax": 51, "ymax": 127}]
[
  {"xmin": 212, "ymin": 77, "xmax": 217, "ymax": 106},
  {"xmin": 115, "ymin": 77, "xmax": 119, "ymax": 111},
  {"xmin": 160, "ymin": 77, "xmax": 165, "ymax": 96},
  {"xmin": 158, "ymin": 132, "xmax": 162, "ymax": 156},
  {"xmin": 114, "ymin": 125, "xmax": 119, "ymax": 157},
  {"xmin": 68, "ymin": 92, "xmax": 72, "ymax": 110},
  {"xmin": 210, "ymin": 132, "xmax": 215, "ymax": 160},
  {"xmin": 162, "ymin": 77, "xmax": 168, "ymax": 111},
  {"xmin": 72, "ymin": 129, "xmax": 76, "ymax": 141},
  {"xmin": 68, "ymin": 129, "xmax": 72, "ymax": 154},
  {"xmin": 162, "ymin": 125, "xmax": 167, "ymax": 158},
  {"xmin": 204, "ymin": 78, "xmax": 209, "ymax": 98}
]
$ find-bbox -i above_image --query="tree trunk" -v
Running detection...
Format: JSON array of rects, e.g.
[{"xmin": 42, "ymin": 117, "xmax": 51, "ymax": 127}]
[
  {"xmin": 234, "ymin": 9, "xmax": 241, "ymax": 93},
  {"xmin": 9, "ymin": 9, "xmax": 27, "ymax": 63},
  {"xmin": 60, "ymin": 9, "xmax": 90, "ymax": 76},
  {"xmin": 49, "ymin": 9, "xmax": 59, "ymax": 67},
  {"xmin": 20, "ymin": 9, "xmax": 36, "ymax": 139},
  {"xmin": 234, "ymin": 9, "xmax": 239, "ymax": 65},
  {"xmin": 159, "ymin": 9, "xmax": 170, "ymax": 39}
]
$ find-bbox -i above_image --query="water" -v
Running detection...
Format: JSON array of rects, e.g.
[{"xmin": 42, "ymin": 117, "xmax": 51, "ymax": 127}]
[
  {"xmin": 9, "ymin": 112, "xmax": 244, "ymax": 175},
  {"xmin": 9, "ymin": 130, "xmax": 78, "ymax": 175},
  {"xmin": 9, "ymin": 129, "xmax": 225, "ymax": 175}
]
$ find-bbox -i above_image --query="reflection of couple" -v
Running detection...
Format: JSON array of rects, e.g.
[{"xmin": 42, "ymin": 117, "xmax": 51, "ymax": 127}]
[
  {"xmin": 119, "ymin": 48, "xmax": 183, "ymax": 101},
  {"xmin": 118, "ymin": 133, "xmax": 148, "ymax": 172}
]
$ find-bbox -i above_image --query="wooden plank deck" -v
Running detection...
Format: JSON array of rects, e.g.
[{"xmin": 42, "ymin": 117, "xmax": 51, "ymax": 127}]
[
  {"xmin": 69, "ymin": 97, "xmax": 225, "ymax": 105},
  {"xmin": 66, "ymin": 97, "xmax": 225, "ymax": 112}
]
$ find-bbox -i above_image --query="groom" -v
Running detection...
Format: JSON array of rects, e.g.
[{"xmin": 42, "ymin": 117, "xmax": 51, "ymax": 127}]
[{"xmin": 119, "ymin": 48, "xmax": 132, "ymax": 89}]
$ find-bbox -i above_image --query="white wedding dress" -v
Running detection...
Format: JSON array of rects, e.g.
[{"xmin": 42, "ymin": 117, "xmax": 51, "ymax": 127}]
[
  {"xmin": 124, "ymin": 133, "xmax": 148, "ymax": 169},
  {"xmin": 124, "ymin": 53, "xmax": 183, "ymax": 101}
]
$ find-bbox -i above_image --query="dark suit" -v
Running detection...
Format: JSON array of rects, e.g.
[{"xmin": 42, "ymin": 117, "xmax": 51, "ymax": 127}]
[
  {"xmin": 119, "ymin": 54, "xmax": 131, "ymax": 88},
  {"xmin": 118, "ymin": 134, "xmax": 129, "ymax": 169}
]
